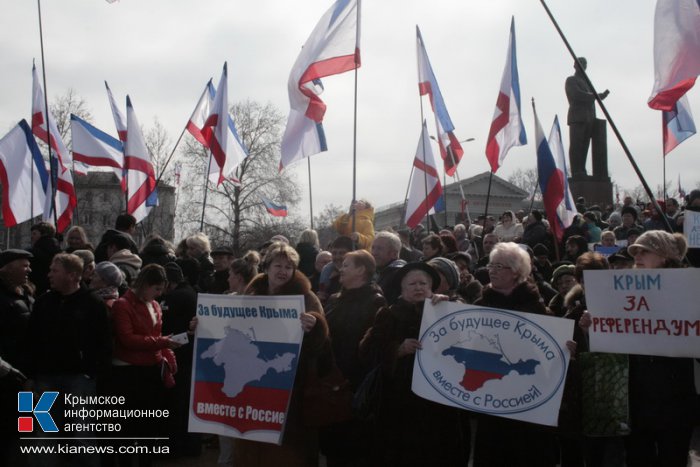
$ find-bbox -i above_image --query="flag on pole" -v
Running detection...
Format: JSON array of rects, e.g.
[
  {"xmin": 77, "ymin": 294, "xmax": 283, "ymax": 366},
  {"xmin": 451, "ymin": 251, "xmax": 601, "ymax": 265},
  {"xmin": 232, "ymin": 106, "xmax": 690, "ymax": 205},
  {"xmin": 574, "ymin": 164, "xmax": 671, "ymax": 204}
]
[
  {"xmin": 203, "ymin": 63, "xmax": 248, "ymax": 185},
  {"xmin": 533, "ymin": 104, "xmax": 565, "ymax": 241},
  {"xmin": 416, "ymin": 26, "xmax": 463, "ymax": 177},
  {"xmin": 70, "ymin": 114, "xmax": 124, "ymax": 169},
  {"xmin": 105, "ymin": 81, "xmax": 127, "ymax": 143},
  {"xmin": 405, "ymin": 122, "xmax": 444, "ymax": 228},
  {"xmin": 648, "ymin": 0, "xmax": 700, "ymax": 111},
  {"xmin": 678, "ymin": 174, "xmax": 686, "ymax": 198},
  {"xmin": 279, "ymin": 0, "xmax": 361, "ymax": 170},
  {"xmin": 125, "ymin": 96, "xmax": 157, "ymax": 223},
  {"xmin": 485, "ymin": 17, "xmax": 526, "ymax": 173},
  {"xmin": 0, "ymin": 120, "xmax": 48, "ymax": 227},
  {"xmin": 42, "ymin": 158, "xmax": 77, "ymax": 233},
  {"xmin": 663, "ymin": 94, "xmax": 696, "ymax": 155},
  {"xmin": 187, "ymin": 79, "xmax": 216, "ymax": 147},
  {"xmin": 31, "ymin": 63, "xmax": 75, "ymax": 173},
  {"xmin": 260, "ymin": 195, "xmax": 288, "ymax": 217},
  {"xmin": 548, "ymin": 116, "xmax": 577, "ymax": 232}
]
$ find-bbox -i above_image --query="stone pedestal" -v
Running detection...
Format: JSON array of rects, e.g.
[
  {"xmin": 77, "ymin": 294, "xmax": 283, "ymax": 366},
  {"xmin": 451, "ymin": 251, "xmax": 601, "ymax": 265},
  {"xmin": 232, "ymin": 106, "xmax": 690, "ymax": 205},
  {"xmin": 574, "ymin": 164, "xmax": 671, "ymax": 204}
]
[{"xmin": 568, "ymin": 176, "xmax": 613, "ymax": 208}]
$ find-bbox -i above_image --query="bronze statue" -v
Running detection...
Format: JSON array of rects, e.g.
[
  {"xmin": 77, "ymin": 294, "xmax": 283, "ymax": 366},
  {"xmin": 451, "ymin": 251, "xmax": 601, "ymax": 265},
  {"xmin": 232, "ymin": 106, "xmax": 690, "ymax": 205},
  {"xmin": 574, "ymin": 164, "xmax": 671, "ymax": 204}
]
[{"xmin": 566, "ymin": 57, "xmax": 610, "ymax": 178}]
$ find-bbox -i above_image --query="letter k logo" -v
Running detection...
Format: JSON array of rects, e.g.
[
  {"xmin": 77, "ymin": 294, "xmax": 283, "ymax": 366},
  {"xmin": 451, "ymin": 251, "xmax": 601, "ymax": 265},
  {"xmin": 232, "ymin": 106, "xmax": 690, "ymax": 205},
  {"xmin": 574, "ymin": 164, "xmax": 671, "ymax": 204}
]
[{"xmin": 18, "ymin": 392, "xmax": 59, "ymax": 432}]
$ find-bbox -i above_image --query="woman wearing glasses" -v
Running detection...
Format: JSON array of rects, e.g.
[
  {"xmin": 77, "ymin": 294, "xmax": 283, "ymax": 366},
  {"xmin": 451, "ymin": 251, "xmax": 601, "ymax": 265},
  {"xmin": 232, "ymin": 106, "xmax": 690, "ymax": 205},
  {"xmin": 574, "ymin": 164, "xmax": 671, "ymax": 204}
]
[{"xmin": 472, "ymin": 242, "xmax": 557, "ymax": 467}]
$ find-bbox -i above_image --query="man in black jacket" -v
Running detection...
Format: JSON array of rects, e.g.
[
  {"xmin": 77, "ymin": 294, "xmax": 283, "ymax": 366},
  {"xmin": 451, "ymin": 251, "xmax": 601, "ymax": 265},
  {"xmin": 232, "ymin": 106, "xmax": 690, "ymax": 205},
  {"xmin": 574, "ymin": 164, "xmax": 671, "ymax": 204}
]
[{"xmin": 24, "ymin": 253, "xmax": 111, "ymax": 465}]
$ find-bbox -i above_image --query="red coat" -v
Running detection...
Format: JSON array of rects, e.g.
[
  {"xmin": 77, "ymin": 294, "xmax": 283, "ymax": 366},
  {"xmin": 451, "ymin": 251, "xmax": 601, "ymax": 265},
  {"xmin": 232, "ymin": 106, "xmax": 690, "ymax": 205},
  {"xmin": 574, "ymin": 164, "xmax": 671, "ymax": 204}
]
[{"xmin": 111, "ymin": 289, "xmax": 171, "ymax": 367}]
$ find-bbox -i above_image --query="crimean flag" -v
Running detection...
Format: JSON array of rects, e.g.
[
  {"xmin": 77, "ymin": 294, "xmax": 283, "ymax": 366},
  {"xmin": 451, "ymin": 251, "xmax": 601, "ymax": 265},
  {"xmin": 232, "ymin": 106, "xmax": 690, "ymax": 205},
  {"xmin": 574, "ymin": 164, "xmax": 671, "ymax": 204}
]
[
  {"xmin": 203, "ymin": 63, "xmax": 248, "ymax": 185},
  {"xmin": 260, "ymin": 196, "xmax": 288, "ymax": 217},
  {"xmin": 0, "ymin": 120, "xmax": 48, "ymax": 227},
  {"xmin": 485, "ymin": 17, "xmax": 526, "ymax": 173},
  {"xmin": 663, "ymin": 94, "xmax": 696, "ymax": 155},
  {"xmin": 105, "ymin": 81, "xmax": 127, "ymax": 142},
  {"xmin": 648, "ymin": 0, "xmax": 700, "ymax": 111},
  {"xmin": 70, "ymin": 114, "xmax": 124, "ymax": 170},
  {"xmin": 31, "ymin": 63, "xmax": 79, "ymax": 173},
  {"xmin": 416, "ymin": 26, "xmax": 463, "ymax": 177},
  {"xmin": 548, "ymin": 116, "xmax": 577, "ymax": 232},
  {"xmin": 125, "ymin": 96, "xmax": 157, "ymax": 223},
  {"xmin": 187, "ymin": 79, "xmax": 216, "ymax": 147},
  {"xmin": 533, "ymin": 103, "xmax": 565, "ymax": 241},
  {"xmin": 279, "ymin": 0, "xmax": 361, "ymax": 170},
  {"xmin": 404, "ymin": 122, "xmax": 444, "ymax": 228}
]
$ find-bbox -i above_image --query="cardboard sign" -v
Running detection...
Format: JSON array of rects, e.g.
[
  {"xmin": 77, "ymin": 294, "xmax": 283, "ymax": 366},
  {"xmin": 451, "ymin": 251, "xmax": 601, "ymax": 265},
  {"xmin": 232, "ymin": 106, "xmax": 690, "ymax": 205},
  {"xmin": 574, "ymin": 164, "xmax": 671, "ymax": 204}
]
[
  {"xmin": 684, "ymin": 210, "xmax": 700, "ymax": 248},
  {"xmin": 188, "ymin": 294, "xmax": 305, "ymax": 445},
  {"xmin": 584, "ymin": 269, "xmax": 700, "ymax": 358},
  {"xmin": 412, "ymin": 302, "xmax": 573, "ymax": 426}
]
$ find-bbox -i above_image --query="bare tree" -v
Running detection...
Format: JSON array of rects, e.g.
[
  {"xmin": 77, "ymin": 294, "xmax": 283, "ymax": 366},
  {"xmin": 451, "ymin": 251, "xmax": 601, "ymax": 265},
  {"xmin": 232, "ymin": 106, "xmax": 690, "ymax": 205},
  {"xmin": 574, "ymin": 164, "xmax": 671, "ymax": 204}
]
[
  {"xmin": 143, "ymin": 117, "xmax": 172, "ymax": 184},
  {"xmin": 507, "ymin": 167, "xmax": 540, "ymax": 201},
  {"xmin": 314, "ymin": 203, "xmax": 344, "ymax": 248},
  {"xmin": 49, "ymin": 88, "xmax": 93, "ymax": 148},
  {"xmin": 177, "ymin": 100, "xmax": 301, "ymax": 254}
]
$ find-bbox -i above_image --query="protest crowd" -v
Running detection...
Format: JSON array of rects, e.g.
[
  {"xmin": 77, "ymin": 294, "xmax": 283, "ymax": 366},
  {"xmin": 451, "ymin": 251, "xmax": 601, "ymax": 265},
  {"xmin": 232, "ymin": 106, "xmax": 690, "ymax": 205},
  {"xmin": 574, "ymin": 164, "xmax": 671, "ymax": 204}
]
[{"xmin": 0, "ymin": 188, "xmax": 698, "ymax": 467}]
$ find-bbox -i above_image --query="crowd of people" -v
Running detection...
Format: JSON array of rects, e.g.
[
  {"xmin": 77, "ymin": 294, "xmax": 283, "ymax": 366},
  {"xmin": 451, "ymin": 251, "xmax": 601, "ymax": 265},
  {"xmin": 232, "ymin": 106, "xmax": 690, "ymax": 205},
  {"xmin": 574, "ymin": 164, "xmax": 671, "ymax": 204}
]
[{"xmin": 0, "ymin": 189, "xmax": 699, "ymax": 466}]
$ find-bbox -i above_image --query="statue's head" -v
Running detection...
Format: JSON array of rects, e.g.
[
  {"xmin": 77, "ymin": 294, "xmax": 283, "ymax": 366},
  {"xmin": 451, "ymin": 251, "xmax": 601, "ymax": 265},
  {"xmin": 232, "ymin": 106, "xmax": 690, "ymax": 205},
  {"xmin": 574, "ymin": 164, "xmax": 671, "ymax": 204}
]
[{"xmin": 574, "ymin": 57, "xmax": 587, "ymax": 72}]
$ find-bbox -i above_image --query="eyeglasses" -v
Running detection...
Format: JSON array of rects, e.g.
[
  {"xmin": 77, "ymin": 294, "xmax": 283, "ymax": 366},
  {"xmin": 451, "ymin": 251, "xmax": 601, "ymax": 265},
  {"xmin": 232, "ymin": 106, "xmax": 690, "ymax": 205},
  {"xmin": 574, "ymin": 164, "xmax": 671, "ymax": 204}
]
[{"xmin": 486, "ymin": 263, "xmax": 511, "ymax": 271}]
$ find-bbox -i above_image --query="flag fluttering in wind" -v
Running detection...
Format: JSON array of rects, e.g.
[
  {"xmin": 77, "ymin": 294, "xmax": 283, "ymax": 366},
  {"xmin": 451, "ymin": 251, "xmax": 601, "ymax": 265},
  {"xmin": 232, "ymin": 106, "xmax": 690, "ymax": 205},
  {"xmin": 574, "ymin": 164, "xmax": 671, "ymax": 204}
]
[
  {"xmin": 70, "ymin": 114, "xmax": 124, "ymax": 170},
  {"xmin": 125, "ymin": 96, "xmax": 157, "ymax": 223},
  {"xmin": 0, "ymin": 120, "xmax": 48, "ymax": 227},
  {"xmin": 31, "ymin": 63, "xmax": 77, "ymax": 173},
  {"xmin": 42, "ymin": 158, "xmax": 77, "ymax": 233},
  {"xmin": 405, "ymin": 122, "xmax": 444, "ymax": 228},
  {"xmin": 105, "ymin": 81, "xmax": 127, "ymax": 143},
  {"xmin": 678, "ymin": 174, "xmax": 686, "ymax": 198},
  {"xmin": 279, "ymin": 0, "xmax": 361, "ymax": 170},
  {"xmin": 533, "ymin": 104, "xmax": 565, "ymax": 241},
  {"xmin": 648, "ymin": 0, "xmax": 700, "ymax": 111},
  {"xmin": 548, "ymin": 116, "xmax": 577, "ymax": 232},
  {"xmin": 662, "ymin": 94, "xmax": 696, "ymax": 155},
  {"xmin": 485, "ymin": 18, "xmax": 526, "ymax": 173},
  {"xmin": 203, "ymin": 63, "xmax": 248, "ymax": 185},
  {"xmin": 260, "ymin": 195, "xmax": 288, "ymax": 217},
  {"xmin": 187, "ymin": 79, "xmax": 216, "ymax": 147},
  {"xmin": 416, "ymin": 26, "xmax": 463, "ymax": 177}
]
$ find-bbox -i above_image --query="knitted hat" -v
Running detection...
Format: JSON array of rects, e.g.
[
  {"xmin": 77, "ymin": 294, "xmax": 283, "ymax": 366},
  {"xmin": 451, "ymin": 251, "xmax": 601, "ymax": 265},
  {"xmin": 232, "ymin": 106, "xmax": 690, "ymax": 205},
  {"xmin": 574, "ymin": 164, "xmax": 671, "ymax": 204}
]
[
  {"xmin": 427, "ymin": 257, "xmax": 460, "ymax": 290},
  {"xmin": 94, "ymin": 261, "xmax": 124, "ymax": 288},
  {"xmin": 628, "ymin": 231, "xmax": 687, "ymax": 262},
  {"xmin": 109, "ymin": 249, "xmax": 143, "ymax": 269},
  {"xmin": 551, "ymin": 264, "xmax": 576, "ymax": 285}
]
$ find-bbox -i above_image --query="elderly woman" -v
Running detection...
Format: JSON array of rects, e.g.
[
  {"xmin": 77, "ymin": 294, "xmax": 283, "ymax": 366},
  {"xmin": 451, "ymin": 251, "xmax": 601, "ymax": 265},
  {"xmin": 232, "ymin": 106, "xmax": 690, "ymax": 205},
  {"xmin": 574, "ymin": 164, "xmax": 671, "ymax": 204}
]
[
  {"xmin": 360, "ymin": 262, "xmax": 466, "ymax": 466},
  {"xmin": 234, "ymin": 242, "xmax": 329, "ymax": 467},
  {"xmin": 320, "ymin": 250, "xmax": 386, "ymax": 466},
  {"xmin": 185, "ymin": 232, "xmax": 215, "ymax": 292},
  {"xmin": 89, "ymin": 261, "xmax": 123, "ymax": 308},
  {"xmin": 623, "ymin": 231, "xmax": 696, "ymax": 467},
  {"xmin": 472, "ymin": 242, "xmax": 556, "ymax": 467}
]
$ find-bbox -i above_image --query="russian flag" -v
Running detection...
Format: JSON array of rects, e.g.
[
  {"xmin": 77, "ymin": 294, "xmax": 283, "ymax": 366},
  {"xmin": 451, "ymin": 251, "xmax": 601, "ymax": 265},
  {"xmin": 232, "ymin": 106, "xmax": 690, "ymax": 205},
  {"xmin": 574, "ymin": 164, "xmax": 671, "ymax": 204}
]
[
  {"xmin": 70, "ymin": 115, "xmax": 124, "ymax": 170},
  {"xmin": 405, "ymin": 122, "xmax": 444, "ymax": 228},
  {"xmin": 648, "ymin": 0, "xmax": 700, "ymax": 111},
  {"xmin": 416, "ymin": 26, "xmax": 463, "ymax": 177},
  {"xmin": 548, "ymin": 116, "xmax": 577, "ymax": 232},
  {"xmin": 663, "ymin": 94, "xmax": 696, "ymax": 155},
  {"xmin": 533, "ymin": 103, "xmax": 565, "ymax": 241},
  {"xmin": 0, "ymin": 120, "xmax": 48, "ymax": 227},
  {"xmin": 260, "ymin": 196, "xmax": 288, "ymax": 217},
  {"xmin": 279, "ymin": 0, "xmax": 361, "ymax": 170},
  {"xmin": 485, "ymin": 17, "xmax": 527, "ymax": 173}
]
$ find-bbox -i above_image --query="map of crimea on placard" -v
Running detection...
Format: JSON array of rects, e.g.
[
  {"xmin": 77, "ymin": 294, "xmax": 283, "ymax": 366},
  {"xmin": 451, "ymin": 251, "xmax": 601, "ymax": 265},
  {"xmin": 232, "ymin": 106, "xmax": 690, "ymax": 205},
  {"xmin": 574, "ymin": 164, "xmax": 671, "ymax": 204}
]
[
  {"xmin": 441, "ymin": 331, "xmax": 540, "ymax": 391},
  {"xmin": 201, "ymin": 327, "xmax": 296, "ymax": 397}
]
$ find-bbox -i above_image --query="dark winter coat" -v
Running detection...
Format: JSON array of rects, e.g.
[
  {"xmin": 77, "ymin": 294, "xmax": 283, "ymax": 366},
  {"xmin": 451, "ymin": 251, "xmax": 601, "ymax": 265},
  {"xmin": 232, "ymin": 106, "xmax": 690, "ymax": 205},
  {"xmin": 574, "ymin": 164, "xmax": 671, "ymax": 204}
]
[
  {"xmin": 472, "ymin": 281, "xmax": 557, "ymax": 467},
  {"xmin": 359, "ymin": 298, "xmax": 466, "ymax": 466},
  {"xmin": 522, "ymin": 220, "xmax": 548, "ymax": 249},
  {"xmin": 94, "ymin": 229, "xmax": 139, "ymax": 263},
  {"xmin": 295, "ymin": 242, "xmax": 320, "ymax": 278},
  {"xmin": 29, "ymin": 236, "xmax": 61, "ymax": 295},
  {"xmin": 234, "ymin": 270, "xmax": 329, "ymax": 467}
]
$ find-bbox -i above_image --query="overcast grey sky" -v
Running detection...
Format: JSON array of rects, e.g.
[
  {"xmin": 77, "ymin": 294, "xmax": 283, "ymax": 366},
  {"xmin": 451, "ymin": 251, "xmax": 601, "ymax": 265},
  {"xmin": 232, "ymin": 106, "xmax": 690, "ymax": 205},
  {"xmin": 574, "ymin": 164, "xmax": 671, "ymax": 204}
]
[{"xmin": 1, "ymin": 0, "xmax": 698, "ymax": 223}]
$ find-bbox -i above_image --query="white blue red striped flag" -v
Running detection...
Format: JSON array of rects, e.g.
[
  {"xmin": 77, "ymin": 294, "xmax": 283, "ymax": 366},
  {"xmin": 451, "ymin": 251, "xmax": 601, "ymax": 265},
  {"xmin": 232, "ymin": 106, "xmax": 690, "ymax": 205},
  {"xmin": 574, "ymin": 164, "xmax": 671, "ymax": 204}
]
[{"xmin": 663, "ymin": 94, "xmax": 696, "ymax": 155}]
